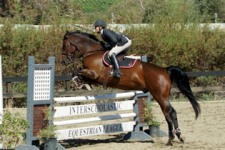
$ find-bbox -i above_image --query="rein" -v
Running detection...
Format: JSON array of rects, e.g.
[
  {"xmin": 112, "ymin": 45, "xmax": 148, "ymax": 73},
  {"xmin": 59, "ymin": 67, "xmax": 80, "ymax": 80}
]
[
  {"xmin": 83, "ymin": 48, "xmax": 104, "ymax": 58},
  {"xmin": 67, "ymin": 37, "xmax": 104, "ymax": 59}
]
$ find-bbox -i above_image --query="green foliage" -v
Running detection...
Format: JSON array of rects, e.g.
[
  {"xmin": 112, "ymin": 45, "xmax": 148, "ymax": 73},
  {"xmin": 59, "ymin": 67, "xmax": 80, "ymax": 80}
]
[
  {"xmin": 194, "ymin": 76, "xmax": 218, "ymax": 86},
  {"xmin": 143, "ymin": 102, "xmax": 160, "ymax": 127},
  {"xmin": 143, "ymin": 0, "xmax": 201, "ymax": 23},
  {"xmin": 0, "ymin": 0, "xmax": 224, "ymax": 87},
  {"xmin": 0, "ymin": 23, "xmax": 77, "ymax": 77},
  {"xmin": 74, "ymin": 0, "xmax": 121, "ymax": 13},
  {"xmin": 194, "ymin": 0, "xmax": 225, "ymax": 22},
  {"xmin": 0, "ymin": 0, "xmax": 83, "ymax": 24},
  {"xmin": 37, "ymin": 107, "xmax": 57, "ymax": 142},
  {"xmin": 37, "ymin": 125, "xmax": 57, "ymax": 142},
  {"xmin": 0, "ymin": 22, "xmax": 224, "ymax": 86},
  {"xmin": 107, "ymin": 0, "xmax": 145, "ymax": 24},
  {"xmin": 0, "ymin": 111, "xmax": 28, "ymax": 148},
  {"xmin": 200, "ymin": 92, "xmax": 214, "ymax": 101},
  {"xmin": 126, "ymin": 24, "xmax": 225, "ymax": 72},
  {"xmin": 1, "ymin": 0, "xmax": 225, "ymax": 24}
]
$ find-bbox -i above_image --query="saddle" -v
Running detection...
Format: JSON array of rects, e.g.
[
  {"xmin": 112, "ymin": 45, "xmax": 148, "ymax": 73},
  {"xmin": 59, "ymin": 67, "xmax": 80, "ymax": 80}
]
[{"xmin": 102, "ymin": 51, "xmax": 138, "ymax": 68}]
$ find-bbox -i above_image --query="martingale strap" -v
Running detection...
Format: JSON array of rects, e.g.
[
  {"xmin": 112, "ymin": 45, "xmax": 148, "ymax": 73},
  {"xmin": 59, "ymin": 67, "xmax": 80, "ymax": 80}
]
[{"xmin": 102, "ymin": 51, "xmax": 138, "ymax": 68}]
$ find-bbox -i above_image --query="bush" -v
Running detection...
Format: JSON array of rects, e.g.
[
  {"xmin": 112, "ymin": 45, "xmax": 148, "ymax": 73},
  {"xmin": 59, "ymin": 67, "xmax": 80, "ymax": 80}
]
[
  {"xmin": 0, "ymin": 22, "xmax": 224, "ymax": 87},
  {"xmin": 126, "ymin": 24, "xmax": 225, "ymax": 71},
  {"xmin": 0, "ymin": 111, "xmax": 28, "ymax": 148}
]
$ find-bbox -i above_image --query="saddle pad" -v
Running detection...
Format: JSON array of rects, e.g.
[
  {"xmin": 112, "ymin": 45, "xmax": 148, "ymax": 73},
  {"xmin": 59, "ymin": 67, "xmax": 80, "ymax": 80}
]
[{"xmin": 102, "ymin": 52, "xmax": 138, "ymax": 68}]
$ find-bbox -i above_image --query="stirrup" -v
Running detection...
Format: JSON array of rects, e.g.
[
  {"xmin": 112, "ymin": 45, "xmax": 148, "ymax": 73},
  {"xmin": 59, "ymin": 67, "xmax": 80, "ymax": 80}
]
[
  {"xmin": 114, "ymin": 73, "xmax": 121, "ymax": 78},
  {"xmin": 109, "ymin": 70, "xmax": 122, "ymax": 78},
  {"xmin": 114, "ymin": 70, "xmax": 122, "ymax": 78}
]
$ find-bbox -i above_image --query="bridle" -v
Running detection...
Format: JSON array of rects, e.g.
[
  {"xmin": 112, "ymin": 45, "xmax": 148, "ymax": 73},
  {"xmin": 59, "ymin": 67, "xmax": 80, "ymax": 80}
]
[
  {"xmin": 62, "ymin": 38, "xmax": 80, "ymax": 65},
  {"xmin": 62, "ymin": 33, "xmax": 105, "ymax": 64}
]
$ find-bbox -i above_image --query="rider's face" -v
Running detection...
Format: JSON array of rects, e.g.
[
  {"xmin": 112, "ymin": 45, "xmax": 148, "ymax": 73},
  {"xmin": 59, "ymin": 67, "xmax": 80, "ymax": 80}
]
[{"xmin": 95, "ymin": 26, "xmax": 101, "ymax": 33}]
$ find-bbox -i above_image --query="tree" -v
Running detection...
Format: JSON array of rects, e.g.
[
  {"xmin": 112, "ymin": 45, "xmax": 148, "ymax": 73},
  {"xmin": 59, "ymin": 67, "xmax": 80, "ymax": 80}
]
[
  {"xmin": 194, "ymin": 0, "xmax": 225, "ymax": 22},
  {"xmin": 142, "ymin": 0, "xmax": 200, "ymax": 23},
  {"xmin": 0, "ymin": 0, "xmax": 83, "ymax": 24},
  {"xmin": 0, "ymin": 0, "xmax": 14, "ymax": 17},
  {"xmin": 106, "ymin": 0, "xmax": 145, "ymax": 24}
]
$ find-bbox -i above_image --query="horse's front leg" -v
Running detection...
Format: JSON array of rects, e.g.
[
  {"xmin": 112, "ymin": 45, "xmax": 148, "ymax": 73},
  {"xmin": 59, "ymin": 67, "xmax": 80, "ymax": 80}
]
[{"xmin": 79, "ymin": 69, "xmax": 99, "ymax": 80}]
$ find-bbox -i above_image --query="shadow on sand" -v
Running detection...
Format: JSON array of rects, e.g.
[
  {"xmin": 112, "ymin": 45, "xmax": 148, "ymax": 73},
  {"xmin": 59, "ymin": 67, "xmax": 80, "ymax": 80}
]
[{"xmin": 59, "ymin": 134, "xmax": 154, "ymax": 149}]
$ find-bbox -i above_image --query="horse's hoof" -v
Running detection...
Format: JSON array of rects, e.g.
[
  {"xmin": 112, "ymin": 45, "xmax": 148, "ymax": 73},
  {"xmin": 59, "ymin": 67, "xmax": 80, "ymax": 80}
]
[
  {"xmin": 166, "ymin": 140, "xmax": 173, "ymax": 146},
  {"xmin": 166, "ymin": 142, "xmax": 173, "ymax": 146},
  {"xmin": 179, "ymin": 137, "xmax": 184, "ymax": 143}
]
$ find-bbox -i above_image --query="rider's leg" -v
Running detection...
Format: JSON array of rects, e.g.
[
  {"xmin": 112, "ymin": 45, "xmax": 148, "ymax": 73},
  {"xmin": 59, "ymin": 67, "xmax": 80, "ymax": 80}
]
[
  {"xmin": 110, "ymin": 53, "xmax": 122, "ymax": 78},
  {"xmin": 108, "ymin": 39, "xmax": 131, "ymax": 77},
  {"xmin": 108, "ymin": 46, "xmax": 123, "ymax": 78},
  {"xmin": 108, "ymin": 38, "xmax": 132, "ymax": 56}
]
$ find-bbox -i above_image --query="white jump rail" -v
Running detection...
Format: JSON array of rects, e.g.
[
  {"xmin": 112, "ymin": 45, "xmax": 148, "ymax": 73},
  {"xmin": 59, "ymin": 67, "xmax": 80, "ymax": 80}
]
[
  {"xmin": 54, "ymin": 100, "xmax": 135, "ymax": 118},
  {"xmin": 54, "ymin": 113, "xmax": 136, "ymax": 126},
  {"xmin": 56, "ymin": 121, "xmax": 136, "ymax": 140},
  {"xmin": 54, "ymin": 91, "xmax": 144, "ymax": 103},
  {"xmin": 53, "ymin": 91, "xmax": 150, "ymax": 141}
]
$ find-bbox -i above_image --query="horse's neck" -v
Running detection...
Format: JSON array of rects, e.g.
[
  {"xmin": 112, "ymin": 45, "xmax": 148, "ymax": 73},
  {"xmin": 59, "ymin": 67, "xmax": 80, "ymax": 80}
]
[{"xmin": 82, "ymin": 45, "xmax": 105, "ymax": 58}]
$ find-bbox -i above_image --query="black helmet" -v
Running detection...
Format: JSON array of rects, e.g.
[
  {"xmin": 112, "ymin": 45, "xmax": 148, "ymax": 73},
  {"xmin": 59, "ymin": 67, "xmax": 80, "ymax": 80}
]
[{"xmin": 94, "ymin": 19, "xmax": 106, "ymax": 28}]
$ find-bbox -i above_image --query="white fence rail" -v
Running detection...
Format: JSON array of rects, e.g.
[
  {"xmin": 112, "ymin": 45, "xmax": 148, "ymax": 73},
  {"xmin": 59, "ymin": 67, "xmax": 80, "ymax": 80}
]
[{"xmin": 1, "ymin": 23, "xmax": 225, "ymax": 32}]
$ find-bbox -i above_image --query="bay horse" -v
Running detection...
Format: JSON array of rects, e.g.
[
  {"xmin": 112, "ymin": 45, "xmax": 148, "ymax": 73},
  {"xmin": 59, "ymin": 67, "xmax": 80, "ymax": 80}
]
[{"xmin": 61, "ymin": 31, "xmax": 201, "ymax": 145}]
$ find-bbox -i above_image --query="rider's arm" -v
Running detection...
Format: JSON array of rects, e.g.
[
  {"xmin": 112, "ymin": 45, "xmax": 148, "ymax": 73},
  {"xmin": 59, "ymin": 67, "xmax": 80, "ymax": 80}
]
[{"xmin": 102, "ymin": 29, "xmax": 118, "ymax": 47}]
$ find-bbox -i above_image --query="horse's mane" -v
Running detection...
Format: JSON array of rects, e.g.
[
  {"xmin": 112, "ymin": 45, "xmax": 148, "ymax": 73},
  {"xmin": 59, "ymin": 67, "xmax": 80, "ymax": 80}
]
[
  {"xmin": 64, "ymin": 30, "xmax": 100, "ymax": 42},
  {"xmin": 64, "ymin": 30, "xmax": 110, "ymax": 50}
]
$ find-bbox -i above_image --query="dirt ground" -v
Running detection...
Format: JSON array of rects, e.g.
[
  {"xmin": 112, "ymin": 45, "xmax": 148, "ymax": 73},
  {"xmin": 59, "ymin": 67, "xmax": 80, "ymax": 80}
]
[{"xmin": 64, "ymin": 100, "xmax": 225, "ymax": 150}]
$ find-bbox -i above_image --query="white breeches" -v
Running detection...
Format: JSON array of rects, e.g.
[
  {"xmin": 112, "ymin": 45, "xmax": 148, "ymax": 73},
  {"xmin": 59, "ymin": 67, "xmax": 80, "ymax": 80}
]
[{"xmin": 108, "ymin": 38, "xmax": 132, "ymax": 56}]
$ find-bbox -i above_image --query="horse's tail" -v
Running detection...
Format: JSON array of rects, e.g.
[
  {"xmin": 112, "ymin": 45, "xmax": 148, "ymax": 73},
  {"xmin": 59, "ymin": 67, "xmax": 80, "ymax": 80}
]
[{"xmin": 166, "ymin": 66, "xmax": 201, "ymax": 119}]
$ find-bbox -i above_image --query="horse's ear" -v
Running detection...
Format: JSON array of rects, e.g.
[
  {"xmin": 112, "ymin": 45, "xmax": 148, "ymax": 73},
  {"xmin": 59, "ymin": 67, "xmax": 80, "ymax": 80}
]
[
  {"xmin": 66, "ymin": 30, "xmax": 69, "ymax": 34},
  {"xmin": 64, "ymin": 31, "xmax": 69, "ymax": 40},
  {"xmin": 64, "ymin": 36, "xmax": 68, "ymax": 40}
]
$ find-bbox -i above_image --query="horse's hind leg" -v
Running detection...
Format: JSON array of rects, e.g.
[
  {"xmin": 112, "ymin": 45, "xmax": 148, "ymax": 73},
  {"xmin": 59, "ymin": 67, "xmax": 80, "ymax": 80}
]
[
  {"xmin": 158, "ymin": 101, "xmax": 183, "ymax": 145},
  {"xmin": 149, "ymin": 83, "xmax": 176, "ymax": 145},
  {"xmin": 170, "ymin": 107, "xmax": 184, "ymax": 143},
  {"xmin": 161, "ymin": 103, "xmax": 176, "ymax": 146}
]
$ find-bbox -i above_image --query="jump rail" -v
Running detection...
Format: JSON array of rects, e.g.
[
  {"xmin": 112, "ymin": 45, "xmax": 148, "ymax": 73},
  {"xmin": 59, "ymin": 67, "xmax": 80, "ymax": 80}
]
[{"xmin": 53, "ymin": 91, "xmax": 151, "ymax": 141}]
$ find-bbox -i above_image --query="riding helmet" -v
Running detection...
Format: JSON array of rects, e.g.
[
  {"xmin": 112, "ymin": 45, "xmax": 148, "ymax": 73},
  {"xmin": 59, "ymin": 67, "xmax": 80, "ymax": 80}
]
[{"xmin": 94, "ymin": 19, "xmax": 107, "ymax": 28}]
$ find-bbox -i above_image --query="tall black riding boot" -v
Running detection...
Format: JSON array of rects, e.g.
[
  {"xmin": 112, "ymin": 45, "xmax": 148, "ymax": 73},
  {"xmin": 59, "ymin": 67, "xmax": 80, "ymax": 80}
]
[{"xmin": 110, "ymin": 53, "xmax": 123, "ymax": 78}]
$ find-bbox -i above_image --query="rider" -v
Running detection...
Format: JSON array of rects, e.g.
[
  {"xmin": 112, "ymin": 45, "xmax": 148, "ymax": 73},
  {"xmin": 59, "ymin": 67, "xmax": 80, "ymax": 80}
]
[{"xmin": 93, "ymin": 19, "xmax": 132, "ymax": 78}]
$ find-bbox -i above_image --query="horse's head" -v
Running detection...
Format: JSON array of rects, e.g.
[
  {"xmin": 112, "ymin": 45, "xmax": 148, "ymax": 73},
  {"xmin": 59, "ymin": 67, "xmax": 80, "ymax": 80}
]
[
  {"xmin": 61, "ymin": 31, "xmax": 104, "ymax": 65},
  {"xmin": 61, "ymin": 31, "xmax": 79, "ymax": 65}
]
